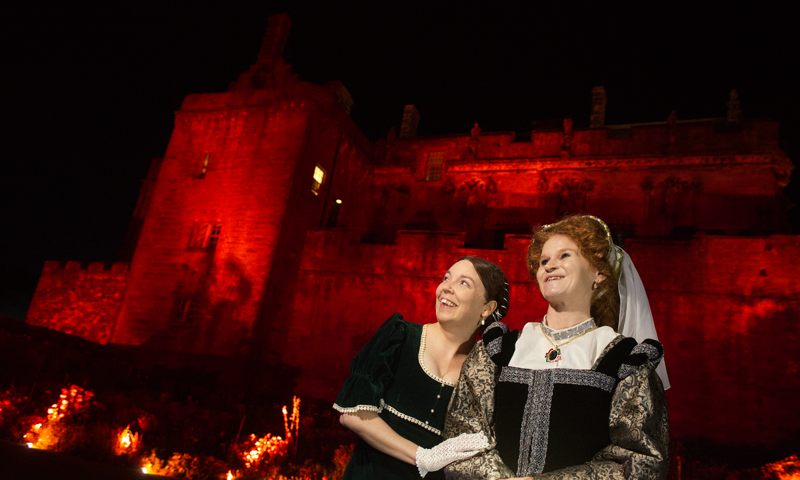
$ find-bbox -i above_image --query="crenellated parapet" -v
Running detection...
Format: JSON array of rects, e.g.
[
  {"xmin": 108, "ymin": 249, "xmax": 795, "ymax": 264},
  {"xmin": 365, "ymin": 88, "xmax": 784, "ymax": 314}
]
[{"xmin": 25, "ymin": 261, "xmax": 130, "ymax": 344}]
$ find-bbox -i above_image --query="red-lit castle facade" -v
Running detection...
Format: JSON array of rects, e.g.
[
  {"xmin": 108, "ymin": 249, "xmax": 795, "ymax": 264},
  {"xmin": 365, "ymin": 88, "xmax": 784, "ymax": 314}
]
[{"xmin": 26, "ymin": 15, "xmax": 798, "ymax": 445}]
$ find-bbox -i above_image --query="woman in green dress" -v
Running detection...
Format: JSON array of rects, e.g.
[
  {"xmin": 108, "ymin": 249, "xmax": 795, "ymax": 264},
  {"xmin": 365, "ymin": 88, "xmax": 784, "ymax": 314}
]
[{"xmin": 334, "ymin": 256, "xmax": 509, "ymax": 479}]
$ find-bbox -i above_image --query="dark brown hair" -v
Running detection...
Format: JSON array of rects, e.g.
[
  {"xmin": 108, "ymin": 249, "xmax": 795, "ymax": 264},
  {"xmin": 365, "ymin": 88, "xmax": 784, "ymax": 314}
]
[
  {"xmin": 458, "ymin": 256, "xmax": 509, "ymax": 326},
  {"xmin": 527, "ymin": 215, "xmax": 620, "ymax": 329}
]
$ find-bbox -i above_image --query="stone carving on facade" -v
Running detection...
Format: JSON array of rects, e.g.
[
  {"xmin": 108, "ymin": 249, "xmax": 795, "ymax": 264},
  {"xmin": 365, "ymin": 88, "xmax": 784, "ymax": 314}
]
[
  {"xmin": 441, "ymin": 177, "xmax": 456, "ymax": 195},
  {"xmin": 466, "ymin": 123, "xmax": 481, "ymax": 160},
  {"xmin": 553, "ymin": 178, "xmax": 594, "ymax": 218},
  {"xmin": 561, "ymin": 118, "xmax": 573, "ymax": 159},
  {"xmin": 771, "ymin": 164, "xmax": 793, "ymax": 187},
  {"xmin": 486, "ymin": 176, "xmax": 497, "ymax": 194},
  {"xmin": 458, "ymin": 178, "xmax": 489, "ymax": 245},
  {"xmin": 380, "ymin": 127, "xmax": 397, "ymax": 164},
  {"xmin": 563, "ymin": 118, "xmax": 573, "ymax": 136},
  {"xmin": 645, "ymin": 175, "xmax": 698, "ymax": 237},
  {"xmin": 538, "ymin": 173, "xmax": 550, "ymax": 193},
  {"xmin": 370, "ymin": 182, "xmax": 410, "ymax": 242}
]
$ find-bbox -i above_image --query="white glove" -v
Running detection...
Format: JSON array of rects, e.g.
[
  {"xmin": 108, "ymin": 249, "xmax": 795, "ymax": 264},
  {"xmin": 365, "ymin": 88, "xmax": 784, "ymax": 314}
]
[{"xmin": 415, "ymin": 432, "xmax": 490, "ymax": 477}]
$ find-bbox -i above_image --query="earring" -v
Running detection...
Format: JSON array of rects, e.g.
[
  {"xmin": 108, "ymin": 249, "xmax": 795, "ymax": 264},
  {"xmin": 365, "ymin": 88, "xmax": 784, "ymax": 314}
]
[
  {"xmin": 592, "ymin": 282, "xmax": 598, "ymax": 290},
  {"xmin": 481, "ymin": 318, "xmax": 485, "ymax": 326}
]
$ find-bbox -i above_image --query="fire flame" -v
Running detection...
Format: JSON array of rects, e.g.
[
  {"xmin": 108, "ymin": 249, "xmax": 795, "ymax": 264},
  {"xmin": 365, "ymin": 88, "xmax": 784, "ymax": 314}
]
[
  {"xmin": 240, "ymin": 433, "xmax": 287, "ymax": 468},
  {"xmin": 22, "ymin": 385, "xmax": 94, "ymax": 450},
  {"xmin": 114, "ymin": 425, "xmax": 141, "ymax": 456},
  {"xmin": 762, "ymin": 455, "xmax": 800, "ymax": 480}
]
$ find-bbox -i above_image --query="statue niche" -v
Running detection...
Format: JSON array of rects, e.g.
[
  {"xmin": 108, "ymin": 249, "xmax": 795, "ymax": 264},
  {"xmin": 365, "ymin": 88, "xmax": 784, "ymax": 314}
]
[
  {"xmin": 456, "ymin": 178, "xmax": 490, "ymax": 246},
  {"xmin": 553, "ymin": 178, "xmax": 594, "ymax": 218},
  {"xmin": 644, "ymin": 176, "xmax": 697, "ymax": 237}
]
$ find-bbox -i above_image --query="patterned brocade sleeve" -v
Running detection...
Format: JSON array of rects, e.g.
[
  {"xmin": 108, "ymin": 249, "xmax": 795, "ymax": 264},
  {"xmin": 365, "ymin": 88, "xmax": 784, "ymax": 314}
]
[
  {"xmin": 536, "ymin": 361, "xmax": 670, "ymax": 480},
  {"xmin": 443, "ymin": 341, "xmax": 516, "ymax": 480}
]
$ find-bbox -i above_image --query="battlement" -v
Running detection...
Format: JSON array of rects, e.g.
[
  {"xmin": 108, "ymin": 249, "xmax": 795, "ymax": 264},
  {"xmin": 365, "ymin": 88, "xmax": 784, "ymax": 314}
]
[
  {"xmin": 380, "ymin": 118, "xmax": 785, "ymax": 165},
  {"xmin": 43, "ymin": 261, "xmax": 130, "ymax": 273},
  {"xmin": 26, "ymin": 261, "xmax": 130, "ymax": 344}
]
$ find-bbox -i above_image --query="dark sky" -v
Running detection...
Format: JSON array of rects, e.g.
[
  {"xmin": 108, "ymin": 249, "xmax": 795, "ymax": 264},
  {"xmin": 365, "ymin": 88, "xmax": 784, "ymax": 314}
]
[{"xmin": 2, "ymin": 3, "xmax": 797, "ymax": 319}]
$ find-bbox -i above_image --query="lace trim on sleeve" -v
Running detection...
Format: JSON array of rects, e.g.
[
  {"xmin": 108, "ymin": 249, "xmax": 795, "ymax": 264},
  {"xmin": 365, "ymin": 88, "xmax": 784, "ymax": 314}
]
[{"xmin": 332, "ymin": 403, "xmax": 382, "ymax": 414}]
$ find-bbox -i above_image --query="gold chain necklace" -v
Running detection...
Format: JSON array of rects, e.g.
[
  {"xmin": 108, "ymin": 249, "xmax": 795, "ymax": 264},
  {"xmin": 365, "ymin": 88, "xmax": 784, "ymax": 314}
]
[{"xmin": 540, "ymin": 320, "xmax": 597, "ymax": 364}]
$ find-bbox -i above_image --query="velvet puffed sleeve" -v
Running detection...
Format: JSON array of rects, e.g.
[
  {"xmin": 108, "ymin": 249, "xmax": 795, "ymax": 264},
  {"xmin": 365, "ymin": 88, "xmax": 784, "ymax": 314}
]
[
  {"xmin": 443, "ymin": 326, "xmax": 515, "ymax": 480},
  {"xmin": 333, "ymin": 313, "xmax": 407, "ymax": 414},
  {"xmin": 536, "ymin": 340, "xmax": 670, "ymax": 480}
]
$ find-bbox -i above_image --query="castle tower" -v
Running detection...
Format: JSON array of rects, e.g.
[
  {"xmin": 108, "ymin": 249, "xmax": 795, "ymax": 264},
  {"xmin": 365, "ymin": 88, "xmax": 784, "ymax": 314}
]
[{"xmin": 110, "ymin": 14, "xmax": 373, "ymax": 356}]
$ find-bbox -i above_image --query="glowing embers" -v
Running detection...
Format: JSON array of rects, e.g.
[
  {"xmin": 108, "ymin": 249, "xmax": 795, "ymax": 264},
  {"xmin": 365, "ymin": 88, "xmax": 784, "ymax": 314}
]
[
  {"xmin": 761, "ymin": 455, "xmax": 800, "ymax": 480},
  {"xmin": 311, "ymin": 165, "xmax": 326, "ymax": 195},
  {"xmin": 23, "ymin": 385, "xmax": 94, "ymax": 450},
  {"xmin": 231, "ymin": 395, "xmax": 300, "ymax": 475}
]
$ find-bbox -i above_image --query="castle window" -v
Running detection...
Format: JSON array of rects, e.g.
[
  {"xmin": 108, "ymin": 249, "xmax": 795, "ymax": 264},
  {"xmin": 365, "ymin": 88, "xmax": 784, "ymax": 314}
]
[
  {"xmin": 174, "ymin": 297, "xmax": 198, "ymax": 325},
  {"xmin": 188, "ymin": 223, "xmax": 222, "ymax": 250},
  {"xmin": 311, "ymin": 165, "xmax": 326, "ymax": 195},
  {"xmin": 196, "ymin": 154, "xmax": 211, "ymax": 178},
  {"xmin": 425, "ymin": 151, "xmax": 445, "ymax": 181}
]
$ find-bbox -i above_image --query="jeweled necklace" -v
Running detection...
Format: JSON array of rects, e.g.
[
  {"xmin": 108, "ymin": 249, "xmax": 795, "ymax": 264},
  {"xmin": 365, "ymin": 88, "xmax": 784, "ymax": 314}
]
[{"xmin": 540, "ymin": 317, "xmax": 597, "ymax": 364}]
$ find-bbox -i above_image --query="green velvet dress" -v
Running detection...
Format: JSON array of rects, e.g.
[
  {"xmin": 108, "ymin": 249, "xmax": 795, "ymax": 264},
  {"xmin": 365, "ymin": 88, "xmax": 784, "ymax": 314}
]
[{"xmin": 334, "ymin": 314, "xmax": 455, "ymax": 480}]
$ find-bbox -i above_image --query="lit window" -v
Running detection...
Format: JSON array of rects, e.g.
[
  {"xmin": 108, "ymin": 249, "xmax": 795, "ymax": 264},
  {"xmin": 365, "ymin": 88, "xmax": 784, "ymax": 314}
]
[
  {"xmin": 311, "ymin": 165, "xmax": 326, "ymax": 195},
  {"xmin": 425, "ymin": 151, "xmax": 444, "ymax": 181},
  {"xmin": 196, "ymin": 154, "xmax": 211, "ymax": 178},
  {"xmin": 188, "ymin": 223, "xmax": 222, "ymax": 250}
]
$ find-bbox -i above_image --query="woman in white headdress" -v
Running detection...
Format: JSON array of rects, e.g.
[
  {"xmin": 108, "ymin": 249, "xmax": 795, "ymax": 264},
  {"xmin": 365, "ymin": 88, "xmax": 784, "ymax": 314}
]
[{"xmin": 444, "ymin": 215, "xmax": 670, "ymax": 479}]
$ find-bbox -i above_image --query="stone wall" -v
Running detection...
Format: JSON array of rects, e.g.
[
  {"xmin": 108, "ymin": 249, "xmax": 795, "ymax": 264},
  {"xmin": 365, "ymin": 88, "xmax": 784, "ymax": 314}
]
[
  {"xmin": 286, "ymin": 229, "xmax": 799, "ymax": 446},
  {"xmin": 25, "ymin": 261, "xmax": 129, "ymax": 344}
]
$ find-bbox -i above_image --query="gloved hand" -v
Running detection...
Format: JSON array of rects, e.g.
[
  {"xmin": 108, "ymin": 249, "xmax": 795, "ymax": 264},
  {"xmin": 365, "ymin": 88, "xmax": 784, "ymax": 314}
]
[{"xmin": 415, "ymin": 432, "xmax": 490, "ymax": 477}]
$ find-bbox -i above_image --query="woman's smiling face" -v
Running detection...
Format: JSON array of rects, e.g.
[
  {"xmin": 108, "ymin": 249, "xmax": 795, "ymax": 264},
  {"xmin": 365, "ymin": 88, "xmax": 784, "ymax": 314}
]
[
  {"xmin": 536, "ymin": 234, "xmax": 599, "ymax": 306},
  {"xmin": 435, "ymin": 260, "xmax": 490, "ymax": 327}
]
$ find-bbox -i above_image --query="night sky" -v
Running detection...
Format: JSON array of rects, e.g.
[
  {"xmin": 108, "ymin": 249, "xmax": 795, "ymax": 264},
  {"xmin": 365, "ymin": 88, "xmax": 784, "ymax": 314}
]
[{"xmin": 3, "ymin": 3, "xmax": 797, "ymax": 320}]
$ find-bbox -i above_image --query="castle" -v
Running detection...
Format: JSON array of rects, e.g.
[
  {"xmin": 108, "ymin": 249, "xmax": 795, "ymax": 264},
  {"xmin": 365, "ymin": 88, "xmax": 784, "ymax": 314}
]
[{"xmin": 25, "ymin": 14, "xmax": 798, "ymax": 446}]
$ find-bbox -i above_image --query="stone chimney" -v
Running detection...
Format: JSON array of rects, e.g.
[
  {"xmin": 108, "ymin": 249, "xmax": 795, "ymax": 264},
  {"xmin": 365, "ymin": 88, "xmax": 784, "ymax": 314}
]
[
  {"xmin": 257, "ymin": 13, "xmax": 292, "ymax": 64},
  {"xmin": 590, "ymin": 86, "xmax": 607, "ymax": 128},
  {"xmin": 399, "ymin": 105, "xmax": 420, "ymax": 138},
  {"xmin": 228, "ymin": 13, "xmax": 298, "ymax": 91},
  {"xmin": 727, "ymin": 89, "xmax": 743, "ymax": 124}
]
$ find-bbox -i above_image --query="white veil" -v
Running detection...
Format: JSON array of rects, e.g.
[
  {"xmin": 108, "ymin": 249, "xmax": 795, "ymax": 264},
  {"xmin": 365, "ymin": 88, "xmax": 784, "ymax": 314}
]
[{"xmin": 610, "ymin": 245, "xmax": 670, "ymax": 389}]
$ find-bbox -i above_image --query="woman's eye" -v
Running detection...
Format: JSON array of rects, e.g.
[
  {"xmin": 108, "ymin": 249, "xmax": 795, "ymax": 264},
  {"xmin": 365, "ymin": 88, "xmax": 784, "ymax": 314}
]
[
  {"xmin": 461, "ymin": 280, "xmax": 469, "ymax": 286},
  {"xmin": 561, "ymin": 253, "xmax": 570, "ymax": 259},
  {"xmin": 541, "ymin": 259, "xmax": 548, "ymax": 266}
]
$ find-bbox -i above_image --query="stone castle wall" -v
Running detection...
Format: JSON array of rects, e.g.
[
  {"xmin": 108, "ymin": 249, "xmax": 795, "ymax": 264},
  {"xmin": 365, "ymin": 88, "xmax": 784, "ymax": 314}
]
[
  {"xmin": 286, "ymin": 229, "xmax": 799, "ymax": 445},
  {"xmin": 26, "ymin": 261, "xmax": 129, "ymax": 344}
]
